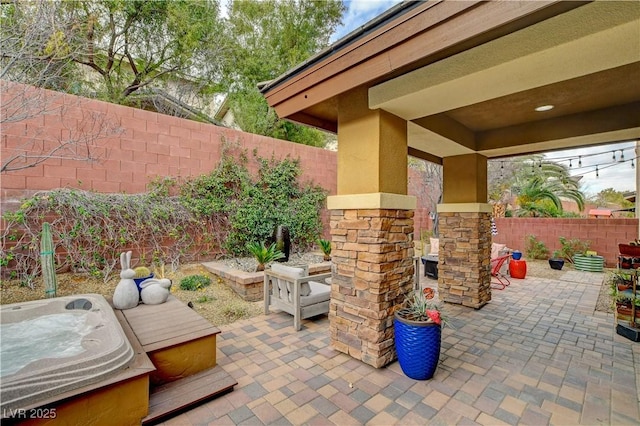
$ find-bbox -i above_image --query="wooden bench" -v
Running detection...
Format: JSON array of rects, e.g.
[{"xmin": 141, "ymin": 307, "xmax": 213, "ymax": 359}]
[{"xmin": 118, "ymin": 296, "xmax": 236, "ymax": 424}]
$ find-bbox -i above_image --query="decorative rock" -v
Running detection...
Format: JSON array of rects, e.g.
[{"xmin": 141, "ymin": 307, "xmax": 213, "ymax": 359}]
[
  {"xmin": 140, "ymin": 278, "xmax": 172, "ymax": 305},
  {"xmin": 113, "ymin": 251, "xmax": 139, "ymax": 310}
]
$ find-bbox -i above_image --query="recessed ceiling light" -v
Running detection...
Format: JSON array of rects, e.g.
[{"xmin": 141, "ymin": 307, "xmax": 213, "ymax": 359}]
[{"xmin": 535, "ymin": 105, "xmax": 554, "ymax": 112}]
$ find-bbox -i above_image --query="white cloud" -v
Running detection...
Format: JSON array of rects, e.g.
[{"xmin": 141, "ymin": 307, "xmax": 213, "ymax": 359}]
[
  {"xmin": 544, "ymin": 141, "xmax": 637, "ymax": 195},
  {"xmin": 332, "ymin": 0, "xmax": 404, "ymax": 42}
]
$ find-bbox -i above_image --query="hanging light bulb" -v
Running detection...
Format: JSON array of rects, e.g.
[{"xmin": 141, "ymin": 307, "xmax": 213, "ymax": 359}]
[
  {"xmin": 595, "ymin": 165, "xmax": 599, "ymax": 177},
  {"xmin": 578, "ymin": 155, "xmax": 582, "ymax": 167},
  {"xmin": 620, "ymin": 150, "xmax": 625, "ymax": 161},
  {"xmin": 612, "ymin": 151, "xmax": 616, "ymax": 161},
  {"xmin": 569, "ymin": 158, "xmax": 572, "ymax": 167},
  {"xmin": 632, "ymin": 157, "xmax": 635, "ymax": 168}
]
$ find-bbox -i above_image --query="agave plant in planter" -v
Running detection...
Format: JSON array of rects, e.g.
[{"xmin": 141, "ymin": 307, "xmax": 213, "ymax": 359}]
[
  {"xmin": 394, "ymin": 290, "xmax": 449, "ymax": 380},
  {"xmin": 247, "ymin": 241, "xmax": 285, "ymax": 272}
]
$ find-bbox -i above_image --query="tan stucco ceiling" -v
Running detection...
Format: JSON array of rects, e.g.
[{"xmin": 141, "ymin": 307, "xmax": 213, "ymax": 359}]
[
  {"xmin": 262, "ymin": 1, "xmax": 640, "ymax": 162},
  {"xmin": 369, "ymin": 0, "xmax": 640, "ymax": 159}
]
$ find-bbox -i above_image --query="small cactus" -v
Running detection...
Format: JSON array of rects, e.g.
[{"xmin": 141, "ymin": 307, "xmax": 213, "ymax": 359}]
[
  {"xmin": 41, "ymin": 222, "xmax": 57, "ymax": 298},
  {"xmin": 134, "ymin": 266, "xmax": 152, "ymax": 278}
]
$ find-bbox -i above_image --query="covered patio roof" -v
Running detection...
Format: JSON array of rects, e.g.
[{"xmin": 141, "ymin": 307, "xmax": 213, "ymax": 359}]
[{"xmin": 261, "ymin": 0, "xmax": 640, "ymax": 163}]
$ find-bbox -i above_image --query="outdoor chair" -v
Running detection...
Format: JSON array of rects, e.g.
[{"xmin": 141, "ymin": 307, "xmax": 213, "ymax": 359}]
[
  {"xmin": 263, "ymin": 263, "xmax": 332, "ymax": 331},
  {"xmin": 491, "ymin": 254, "xmax": 511, "ymax": 290}
]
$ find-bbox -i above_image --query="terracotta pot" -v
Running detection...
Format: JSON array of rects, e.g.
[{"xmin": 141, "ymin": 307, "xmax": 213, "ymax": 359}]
[
  {"xmin": 617, "ymin": 306, "xmax": 640, "ymax": 320},
  {"xmin": 617, "ymin": 283, "xmax": 633, "ymax": 292},
  {"xmin": 619, "ymin": 244, "xmax": 640, "ymax": 256}
]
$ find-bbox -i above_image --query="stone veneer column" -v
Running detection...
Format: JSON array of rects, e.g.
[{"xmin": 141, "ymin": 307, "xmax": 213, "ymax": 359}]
[
  {"xmin": 329, "ymin": 208, "xmax": 414, "ymax": 368},
  {"xmin": 436, "ymin": 205, "xmax": 492, "ymax": 308}
]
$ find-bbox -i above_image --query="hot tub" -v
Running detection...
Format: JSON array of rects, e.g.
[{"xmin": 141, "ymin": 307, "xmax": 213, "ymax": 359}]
[{"xmin": 0, "ymin": 294, "xmax": 134, "ymax": 412}]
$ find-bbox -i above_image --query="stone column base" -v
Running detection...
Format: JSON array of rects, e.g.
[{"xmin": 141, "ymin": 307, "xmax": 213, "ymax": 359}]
[
  {"xmin": 328, "ymin": 208, "xmax": 414, "ymax": 368},
  {"xmin": 437, "ymin": 204, "xmax": 492, "ymax": 309}
]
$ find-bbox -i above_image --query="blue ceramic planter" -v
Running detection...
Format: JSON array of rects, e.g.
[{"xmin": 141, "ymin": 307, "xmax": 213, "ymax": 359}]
[
  {"xmin": 394, "ymin": 310, "xmax": 441, "ymax": 380},
  {"xmin": 134, "ymin": 274, "xmax": 154, "ymax": 292}
]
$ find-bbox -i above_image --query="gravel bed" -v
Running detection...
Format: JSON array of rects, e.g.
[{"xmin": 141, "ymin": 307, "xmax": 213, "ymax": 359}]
[{"xmin": 218, "ymin": 252, "xmax": 326, "ymax": 273}]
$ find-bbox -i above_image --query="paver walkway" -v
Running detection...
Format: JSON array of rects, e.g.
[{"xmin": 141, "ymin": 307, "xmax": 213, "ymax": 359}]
[{"xmin": 160, "ymin": 268, "xmax": 640, "ymax": 425}]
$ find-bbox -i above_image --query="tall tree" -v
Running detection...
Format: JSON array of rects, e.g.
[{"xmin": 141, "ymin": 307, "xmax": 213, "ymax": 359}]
[
  {"xmin": 513, "ymin": 159, "xmax": 585, "ymax": 217},
  {"xmin": 2, "ymin": 0, "xmax": 227, "ymax": 106},
  {"xmin": 224, "ymin": 0, "xmax": 345, "ymax": 147},
  {"xmin": 489, "ymin": 156, "xmax": 586, "ymax": 217},
  {"xmin": 1, "ymin": 2, "xmax": 122, "ymax": 173}
]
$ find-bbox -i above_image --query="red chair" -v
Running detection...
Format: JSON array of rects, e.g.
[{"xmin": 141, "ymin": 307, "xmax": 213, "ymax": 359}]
[{"xmin": 491, "ymin": 254, "xmax": 511, "ymax": 290}]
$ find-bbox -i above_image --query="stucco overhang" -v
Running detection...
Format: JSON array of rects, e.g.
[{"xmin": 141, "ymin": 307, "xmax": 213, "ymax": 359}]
[{"xmin": 261, "ymin": 0, "xmax": 640, "ymax": 162}]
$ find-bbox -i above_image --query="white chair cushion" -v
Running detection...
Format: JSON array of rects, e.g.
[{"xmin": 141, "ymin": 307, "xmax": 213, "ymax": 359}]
[
  {"xmin": 270, "ymin": 263, "xmax": 305, "ymax": 277},
  {"xmin": 300, "ymin": 281, "xmax": 331, "ymax": 307},
  {"xmin": 429, "ymin": 238, "xmax": 439, "ymax": 255},
  {"xmin": 491, "ymin": 243, "xmax": 506, "ymax": 260},
  {"xmin": 269, "ymin": 264, "xmax": 311, "ymax": 298}
]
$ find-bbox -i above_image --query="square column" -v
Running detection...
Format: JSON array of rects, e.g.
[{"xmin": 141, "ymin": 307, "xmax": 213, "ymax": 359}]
[
  {"xmin": 328, "ymin": 206, "xmax": 414, "ymax": 368},
  {"xmin": 437, "ymin": 204, "xmax": 493, "ymax": 308},
  {"xmin": 328, "ymin": 87, "xmax": 415, "ymax": 368}
]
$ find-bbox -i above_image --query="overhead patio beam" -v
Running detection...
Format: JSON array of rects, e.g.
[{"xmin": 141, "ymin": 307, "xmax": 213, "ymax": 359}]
[
  {"xmin": 262, "ymin": 0, "xmax": 581, "ymax": 123},
  {"xmin": 369, "ymin": 7, "xmax": 640, "ymax": 120}
]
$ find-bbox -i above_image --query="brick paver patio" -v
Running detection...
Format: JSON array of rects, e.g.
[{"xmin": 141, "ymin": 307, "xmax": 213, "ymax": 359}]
[{"xmin": 160, "ymin": 268, "xmax": 640, "ymax": 425}]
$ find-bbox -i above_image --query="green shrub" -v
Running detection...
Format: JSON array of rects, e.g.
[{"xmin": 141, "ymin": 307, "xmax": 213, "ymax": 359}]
[
  {"xmin": 525, "ymin": 235, "xmax": 549, "ymax": 259},
  {"xmin": 1, "ymin": 141, "xmax": 328, "ymax": 286},
  {"xmin": 179, "ymin": 274, "xmax": 212, "ymax": 291},
  {"xmin": 221, "ymin": 300, "xmax": 252, "ymax": 321},
  {"xmin": 557, "ymin": 236, "xmax": 590, "ymax": 264}
]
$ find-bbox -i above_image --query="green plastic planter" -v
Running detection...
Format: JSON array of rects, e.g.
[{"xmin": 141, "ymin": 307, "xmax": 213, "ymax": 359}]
[{"xmin": 573, "ymin": 254, "xmax": 604, "ymax": 272}]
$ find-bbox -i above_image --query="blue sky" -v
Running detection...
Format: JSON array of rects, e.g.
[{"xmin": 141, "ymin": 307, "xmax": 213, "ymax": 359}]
[
  {"xmin": 331, "ymin": 0, "xmax": 637, "ymax": 197},
  {"xmin": 332, "ymin": 0, "xmax": 402, "ymax": 41}
]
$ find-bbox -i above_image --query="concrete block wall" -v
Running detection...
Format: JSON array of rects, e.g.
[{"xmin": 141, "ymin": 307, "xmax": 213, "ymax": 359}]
[
  {"xmin": 1, "ymin": 83, "xmax": 337, "ymax": 241},
  {"xmin": 494, "ymin": 217, "xmax": 639, "ymax": 267}
]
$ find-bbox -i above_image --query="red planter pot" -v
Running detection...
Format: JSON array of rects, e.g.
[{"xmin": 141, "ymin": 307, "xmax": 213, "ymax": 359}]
[{"xmin": 509, "ymin": 259, "xmax": 527, "ymax": 279}]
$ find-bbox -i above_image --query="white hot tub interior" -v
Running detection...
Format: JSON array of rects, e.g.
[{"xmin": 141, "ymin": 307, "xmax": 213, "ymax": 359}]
[{"xmin": 0, "ymin": 294, "xmax": 134, "ymax": 412}]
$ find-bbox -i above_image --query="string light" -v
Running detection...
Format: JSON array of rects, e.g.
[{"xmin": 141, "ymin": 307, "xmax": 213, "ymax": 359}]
[{"xmin": 489, "ymin": 143, "xmax": 638, "ymax": 178}]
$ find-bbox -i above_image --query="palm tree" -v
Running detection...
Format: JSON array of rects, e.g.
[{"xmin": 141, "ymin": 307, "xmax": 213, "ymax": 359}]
[{"xmin": 514, "ymin": 160, "xmax": 585, "ymax": 217}]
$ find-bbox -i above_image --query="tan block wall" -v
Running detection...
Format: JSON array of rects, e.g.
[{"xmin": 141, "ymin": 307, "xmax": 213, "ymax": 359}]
[
  {"xmin": 438, "ymin": 211, "xmax": 492, "ymax": 308},
  {"xmin": 329, "ymin": 208, "xmax": 414, "ymax": 368}
]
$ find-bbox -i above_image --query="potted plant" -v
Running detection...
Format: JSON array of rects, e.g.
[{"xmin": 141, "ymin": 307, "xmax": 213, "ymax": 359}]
[
  {"xmin": 133, "ymin": 266, "xmax": 154, "ymax": 292},
  {"xmin": 247, "ymin": 241, "xmax": 285, "ymax": 272},
  {"xmin": 394, "ymin": 290, "xmax": 448, "ymax": 380},
  {"xmin": 615, "ymin": 294, "xmax": 640, "ymax": 321},
  {"xmin": 548, "ymin": 250, "xmax": 565, "ymax": 270},
  {"xmin": 317, "ymin": 239, "xmax": 332, "ymax": 261},
  {"xmin": 611, "ymin": 271, "xmax": 633, "ymax": 292}
]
